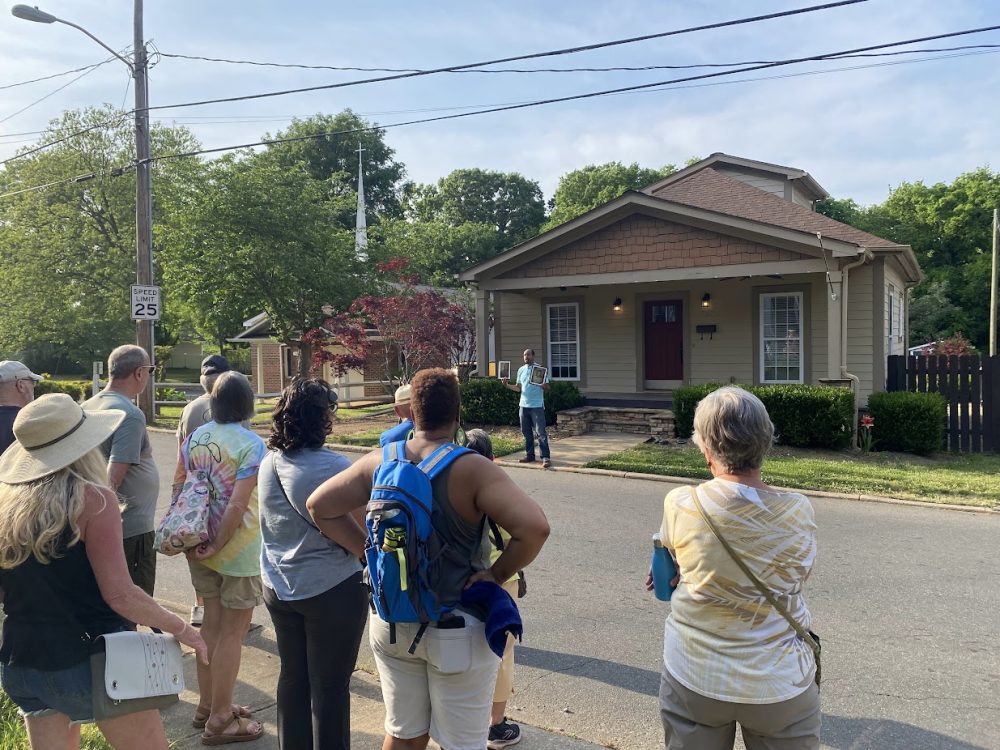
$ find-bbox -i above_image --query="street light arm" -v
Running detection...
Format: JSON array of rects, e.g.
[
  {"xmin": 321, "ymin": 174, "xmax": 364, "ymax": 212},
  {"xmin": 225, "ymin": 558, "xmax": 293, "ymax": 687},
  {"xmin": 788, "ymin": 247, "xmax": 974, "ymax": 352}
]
[{"xmin": 10, "ymin": 5, "xmax": 134, "ymax": 71}]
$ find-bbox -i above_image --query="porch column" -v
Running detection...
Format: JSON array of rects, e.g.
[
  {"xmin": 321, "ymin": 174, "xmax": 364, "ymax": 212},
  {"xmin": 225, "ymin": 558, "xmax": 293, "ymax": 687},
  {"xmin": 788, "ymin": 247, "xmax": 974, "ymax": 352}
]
[
  {"xmin": 475, "ymin": 288, "xmax": 489, "ymax": 377},
  {"xmin": 826, "ymin": 271, "xmax": 843, "ymax": 379}
]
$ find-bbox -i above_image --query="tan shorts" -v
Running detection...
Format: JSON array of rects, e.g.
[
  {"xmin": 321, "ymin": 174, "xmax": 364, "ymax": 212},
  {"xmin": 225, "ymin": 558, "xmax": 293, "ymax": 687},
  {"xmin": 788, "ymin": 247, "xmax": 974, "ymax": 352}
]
[
  {"xmin": 370, "ymin": 611, "xmax": 500, "ymax": 750},
  {"xmin": 187, "ymin": 560, "xmax": 262, "ymax": 610},
  {"xmin": 493, "ymin": 579, "xmax": 520, "ymax": 702}
]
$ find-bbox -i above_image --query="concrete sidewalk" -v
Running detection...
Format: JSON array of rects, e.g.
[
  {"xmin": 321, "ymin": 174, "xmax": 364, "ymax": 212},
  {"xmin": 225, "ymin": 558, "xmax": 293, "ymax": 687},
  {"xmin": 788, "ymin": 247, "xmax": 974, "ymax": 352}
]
[
  {"xmin": 494, "ymin": 432, "xmax": 647, "ymax": 469},
  {"xmin": 162, "ymin": 615, "xmax": 610, "ymax": 749}
]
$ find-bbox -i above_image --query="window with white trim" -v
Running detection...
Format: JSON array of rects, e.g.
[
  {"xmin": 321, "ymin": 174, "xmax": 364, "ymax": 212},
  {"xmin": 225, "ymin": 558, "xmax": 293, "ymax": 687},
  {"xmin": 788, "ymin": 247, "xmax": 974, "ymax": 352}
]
[
  {"xmin": 760, "ymin": 292, "xmax": 803, "ymax": 384},
  {"xmin": 547, "ymin": 302, "xmax": 580, "ymax": 380}
]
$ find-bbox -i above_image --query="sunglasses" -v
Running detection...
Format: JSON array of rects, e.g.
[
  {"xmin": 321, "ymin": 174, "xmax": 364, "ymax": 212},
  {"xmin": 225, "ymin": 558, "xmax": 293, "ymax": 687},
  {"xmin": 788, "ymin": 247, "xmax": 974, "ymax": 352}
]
[{"xmin": 138, "ymin": 366, "xmax": 155, "ymax": 375}]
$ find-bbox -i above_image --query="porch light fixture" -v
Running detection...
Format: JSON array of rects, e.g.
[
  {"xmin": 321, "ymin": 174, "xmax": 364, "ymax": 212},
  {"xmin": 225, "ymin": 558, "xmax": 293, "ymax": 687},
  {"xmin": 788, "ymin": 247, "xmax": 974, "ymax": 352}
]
[
  {"xmin": 612, "ymin": 297, "xmax": 622, "ymax": 311},
  {"xmin": 701, "ymin": 293, "xmax": 712, "ymax": 309}
]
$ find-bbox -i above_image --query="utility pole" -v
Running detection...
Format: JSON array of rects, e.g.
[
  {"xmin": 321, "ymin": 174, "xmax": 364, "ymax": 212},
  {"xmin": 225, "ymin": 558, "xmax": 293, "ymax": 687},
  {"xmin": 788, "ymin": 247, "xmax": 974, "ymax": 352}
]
[
  {"xmin": 991, "ymin": 207, "xmax": 998, "ymax": 357},
  {"xmin": 133, "ymin": 0, "xmax": 155, "ymax": 421}
]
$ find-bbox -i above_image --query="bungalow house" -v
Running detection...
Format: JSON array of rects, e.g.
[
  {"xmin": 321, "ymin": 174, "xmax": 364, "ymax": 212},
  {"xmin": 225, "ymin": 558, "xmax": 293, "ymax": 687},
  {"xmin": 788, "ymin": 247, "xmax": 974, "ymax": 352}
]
[
  {"xmin": 460, "ymin": 153, "xmax": 922, "ymax": 407},
  {"xmin": 228, "ymin": 312, "xmax": 392, "ymax": 401}
]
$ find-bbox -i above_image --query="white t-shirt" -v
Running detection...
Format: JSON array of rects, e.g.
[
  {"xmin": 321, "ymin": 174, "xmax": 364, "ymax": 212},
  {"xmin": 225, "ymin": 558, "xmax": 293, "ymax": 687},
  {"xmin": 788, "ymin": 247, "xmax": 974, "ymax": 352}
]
[{"xmin": 659, "ymin": 478, "xmax": 817, "ymax": 704}]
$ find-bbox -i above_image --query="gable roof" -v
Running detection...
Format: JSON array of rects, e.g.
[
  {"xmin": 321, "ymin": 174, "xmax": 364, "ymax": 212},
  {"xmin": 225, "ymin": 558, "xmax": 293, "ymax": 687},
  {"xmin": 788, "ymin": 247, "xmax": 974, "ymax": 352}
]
[
  {"xmin": 649, "ymin": 167, "xmax": 900, "ymax": 250},
  {"xmin": 644, "ymin": 152, "xmax": 828, "ymax": 201}
]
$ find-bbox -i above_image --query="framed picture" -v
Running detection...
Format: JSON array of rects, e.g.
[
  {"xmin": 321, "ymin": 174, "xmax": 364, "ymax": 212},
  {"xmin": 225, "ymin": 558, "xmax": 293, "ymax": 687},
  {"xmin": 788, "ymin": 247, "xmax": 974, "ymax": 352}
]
[
  {"xmin": 497, "ymin": 361, "xmax": 511, "ymax": 380},
  {"xmin": 529, "ymin": 366, "xmax": 547, "ymax": 385}
]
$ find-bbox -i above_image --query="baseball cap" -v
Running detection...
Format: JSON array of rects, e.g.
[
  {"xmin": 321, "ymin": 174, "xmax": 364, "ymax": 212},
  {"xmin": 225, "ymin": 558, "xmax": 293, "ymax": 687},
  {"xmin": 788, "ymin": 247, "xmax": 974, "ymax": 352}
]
[
  {"xmin": 394, "ymin": 384, "xmax": 411, "ymax": 404},
  {"xmin": 0, "ymin": 360, "xmax": 43, "ymax": 384},
  {"xmin": 201, "ymin": 354, "xmax": 231, "ymax": 376}
]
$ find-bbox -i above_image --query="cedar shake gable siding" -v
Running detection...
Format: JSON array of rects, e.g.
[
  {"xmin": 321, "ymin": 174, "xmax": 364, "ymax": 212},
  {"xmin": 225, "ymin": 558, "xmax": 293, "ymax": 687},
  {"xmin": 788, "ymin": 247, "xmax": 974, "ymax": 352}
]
[
  {"xmin": 647, "ymin": 167, "xmax": 898, "ymax": 249},
  {"xmin": 497, "ymin": 215, "xmax": 809, "ymax": 279}
]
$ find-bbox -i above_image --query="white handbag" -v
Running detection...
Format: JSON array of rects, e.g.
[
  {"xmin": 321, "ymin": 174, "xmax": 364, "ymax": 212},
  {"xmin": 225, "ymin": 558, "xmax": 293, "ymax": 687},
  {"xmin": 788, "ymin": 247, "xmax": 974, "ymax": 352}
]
[{"xmin": 91, "ymin": 631, "xmax": 185, "ymax": 719}]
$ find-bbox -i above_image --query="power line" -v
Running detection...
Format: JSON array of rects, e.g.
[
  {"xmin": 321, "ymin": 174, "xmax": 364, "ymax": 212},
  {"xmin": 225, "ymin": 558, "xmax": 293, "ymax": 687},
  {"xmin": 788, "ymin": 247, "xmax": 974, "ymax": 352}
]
[
  {"xmin": 159, "ymin": 43, "xmax": 1000, "ymax": 75},
  {"xmin": 0, "ymin": 60, "xmax": 114, "ymax": 125},
  {"xmin": 0, "ymin": 110, "xmax": 132, "ymax": 167},
  {"xmin": 0, "ymin": 59, "xmax": 110, "ymax": 91},
  {"xmin": 144, "ymin": 0, "xmax": 868, "ymax": 113},
  {"xmin": 140, "ymin": 26, "xmax": 1000, "ymax": 167}
]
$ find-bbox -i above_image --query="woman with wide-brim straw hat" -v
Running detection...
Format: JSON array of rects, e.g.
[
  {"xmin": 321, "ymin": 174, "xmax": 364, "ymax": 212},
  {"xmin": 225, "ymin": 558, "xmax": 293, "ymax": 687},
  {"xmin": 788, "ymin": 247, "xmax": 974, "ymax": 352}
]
[{"xmin": 0, "ymin": 393, "xmax": 208, "ymax": 750}]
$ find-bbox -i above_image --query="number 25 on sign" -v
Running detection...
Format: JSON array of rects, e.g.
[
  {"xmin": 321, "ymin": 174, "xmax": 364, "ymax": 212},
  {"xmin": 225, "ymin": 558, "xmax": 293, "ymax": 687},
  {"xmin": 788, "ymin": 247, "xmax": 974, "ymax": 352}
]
[{"xmin": 131, "ymin": 285, "xmax": 161, "ymax": 320}]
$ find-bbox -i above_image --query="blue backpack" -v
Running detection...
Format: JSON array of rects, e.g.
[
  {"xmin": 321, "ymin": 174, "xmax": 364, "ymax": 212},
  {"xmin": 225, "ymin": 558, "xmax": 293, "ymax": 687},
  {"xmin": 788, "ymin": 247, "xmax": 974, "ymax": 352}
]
[{"xmin": 365, "ymin": 440, "xmax": 473, "ymax": 651}]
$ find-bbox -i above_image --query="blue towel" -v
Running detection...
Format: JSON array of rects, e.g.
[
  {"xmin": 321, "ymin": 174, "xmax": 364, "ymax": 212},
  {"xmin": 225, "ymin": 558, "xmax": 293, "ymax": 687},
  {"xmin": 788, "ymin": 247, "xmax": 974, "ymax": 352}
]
[{"xmin": 460, "ymin": 580, "xmax": 522, "ymax": 658}]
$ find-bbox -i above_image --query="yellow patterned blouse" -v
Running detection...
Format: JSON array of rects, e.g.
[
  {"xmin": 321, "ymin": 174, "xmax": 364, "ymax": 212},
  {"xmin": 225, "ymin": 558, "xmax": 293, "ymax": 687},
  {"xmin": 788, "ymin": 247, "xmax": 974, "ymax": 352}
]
[{"xmin": 659, "ymin": 478, "xmax": 817, "ymax": 704}]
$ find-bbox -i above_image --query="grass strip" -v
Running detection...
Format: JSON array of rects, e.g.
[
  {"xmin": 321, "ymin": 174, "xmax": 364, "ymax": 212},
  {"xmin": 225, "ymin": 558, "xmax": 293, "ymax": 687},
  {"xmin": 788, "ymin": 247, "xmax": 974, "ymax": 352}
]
[
  {"xmin": 585, "ymin": 444, "xmax": 1000, "ymax": 508},
  {"xmin": 1, "ymin": 692, "xmax": 114, "ymax": 749}
]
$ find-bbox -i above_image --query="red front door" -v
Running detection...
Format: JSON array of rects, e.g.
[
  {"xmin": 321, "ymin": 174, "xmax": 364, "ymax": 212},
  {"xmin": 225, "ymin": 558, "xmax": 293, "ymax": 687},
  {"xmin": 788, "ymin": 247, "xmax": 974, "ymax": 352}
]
[{"xmin": 644, "ymin": 300, "xmax": 683, "ymax": 383}]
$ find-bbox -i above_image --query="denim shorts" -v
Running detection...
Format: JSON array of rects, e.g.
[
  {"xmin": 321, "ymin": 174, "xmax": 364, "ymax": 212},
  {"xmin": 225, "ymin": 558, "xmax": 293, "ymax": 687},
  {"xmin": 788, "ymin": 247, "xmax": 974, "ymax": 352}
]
[{"xmin": 0, "ymin": 658, "xmax": 95, "ymax": 723}]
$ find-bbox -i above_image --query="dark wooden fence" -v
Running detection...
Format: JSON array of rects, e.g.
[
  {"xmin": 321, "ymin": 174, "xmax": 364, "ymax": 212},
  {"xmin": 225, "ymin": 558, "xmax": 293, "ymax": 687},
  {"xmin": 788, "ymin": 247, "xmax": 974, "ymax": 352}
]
[{"xmin": 886, "ymin": 354, "xmax": 1000, "ymax": 452}]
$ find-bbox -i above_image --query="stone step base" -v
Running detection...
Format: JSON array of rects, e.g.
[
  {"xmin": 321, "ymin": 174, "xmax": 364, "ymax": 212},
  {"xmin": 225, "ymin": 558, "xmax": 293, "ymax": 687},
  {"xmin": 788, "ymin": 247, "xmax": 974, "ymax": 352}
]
[{"xmin": 558, "ymin": 406, "xmax": 675, "ymax": 437}]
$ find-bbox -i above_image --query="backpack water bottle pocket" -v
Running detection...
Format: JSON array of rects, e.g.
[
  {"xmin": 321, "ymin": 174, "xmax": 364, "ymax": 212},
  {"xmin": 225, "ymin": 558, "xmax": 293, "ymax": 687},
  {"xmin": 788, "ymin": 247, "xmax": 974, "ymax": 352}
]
[{"xmin": 374, "ymin": 526, "xmax": 418, "ymax": 621}]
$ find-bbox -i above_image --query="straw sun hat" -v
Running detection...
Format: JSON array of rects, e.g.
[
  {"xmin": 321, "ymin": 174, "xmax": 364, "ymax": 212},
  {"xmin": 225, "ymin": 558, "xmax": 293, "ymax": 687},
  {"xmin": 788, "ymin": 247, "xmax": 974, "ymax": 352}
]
[{"xmin": 0, "ymin": 393, "xmax": 124, "ymax": 485}]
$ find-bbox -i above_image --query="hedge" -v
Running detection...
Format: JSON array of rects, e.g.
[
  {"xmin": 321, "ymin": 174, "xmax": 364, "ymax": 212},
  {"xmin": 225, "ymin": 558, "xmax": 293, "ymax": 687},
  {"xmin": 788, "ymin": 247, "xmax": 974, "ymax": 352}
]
[
  {"xmin": 673, "ymin": 383, "xmax": 854, "ymax": 450},
  {"xmin": 867, "ymin": 391, "xmax": 946, "ymax": 455},
  {"xmin": 459, "ymin": 378, "xmax": 584, "ymax": 426},
  {"xmin": 34, "ymin": 380, "xmax": 91, "ymax": 402}
]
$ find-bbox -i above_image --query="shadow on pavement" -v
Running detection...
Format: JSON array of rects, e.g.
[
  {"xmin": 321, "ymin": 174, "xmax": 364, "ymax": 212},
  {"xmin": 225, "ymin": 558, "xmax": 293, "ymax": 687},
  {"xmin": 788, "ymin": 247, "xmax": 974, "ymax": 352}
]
[
  {"xmin": 517, "ymin": 645, "xmax": 661, "ymax": 696},
  {"xmin": 821, "ymin": 714, "xmax": 992, "ymax": 750}
]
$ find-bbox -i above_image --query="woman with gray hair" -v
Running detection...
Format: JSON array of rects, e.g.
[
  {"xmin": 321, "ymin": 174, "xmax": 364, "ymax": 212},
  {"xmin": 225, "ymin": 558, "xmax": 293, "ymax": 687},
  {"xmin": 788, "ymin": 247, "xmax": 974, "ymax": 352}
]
[{"xmin": 649, "ymin": 386, "xmax": 819, "ymax": 749}]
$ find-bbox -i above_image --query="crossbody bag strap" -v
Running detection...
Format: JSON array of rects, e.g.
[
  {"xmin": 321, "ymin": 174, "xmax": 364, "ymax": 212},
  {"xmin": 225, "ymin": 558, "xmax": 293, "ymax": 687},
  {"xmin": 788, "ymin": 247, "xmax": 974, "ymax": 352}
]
[
  {"xmin": 691, "ymin": 486, "xmax": 820, "ymax": 658},
  {"xmin": 271, "ymin": 455, "xmax": 326, "ymax": 537}
]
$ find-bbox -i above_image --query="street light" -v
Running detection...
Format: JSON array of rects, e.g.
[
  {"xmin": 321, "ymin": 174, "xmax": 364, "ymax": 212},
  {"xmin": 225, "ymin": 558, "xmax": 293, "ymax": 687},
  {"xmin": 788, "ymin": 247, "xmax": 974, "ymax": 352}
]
[{"xmin": 12, "ymin": 2, "xmax": 157, "ymax": 422}]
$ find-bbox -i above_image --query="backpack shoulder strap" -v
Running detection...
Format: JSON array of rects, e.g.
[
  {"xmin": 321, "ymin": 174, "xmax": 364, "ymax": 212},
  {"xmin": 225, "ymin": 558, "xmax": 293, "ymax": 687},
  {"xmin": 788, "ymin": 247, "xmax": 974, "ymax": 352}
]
[
  {"xmin": 381, "ymin": 440, "xmax": 407, "ymax": 466},
  {"xmin": 418, "ymin": 443, "xmax": 473, "ymax": 480}
]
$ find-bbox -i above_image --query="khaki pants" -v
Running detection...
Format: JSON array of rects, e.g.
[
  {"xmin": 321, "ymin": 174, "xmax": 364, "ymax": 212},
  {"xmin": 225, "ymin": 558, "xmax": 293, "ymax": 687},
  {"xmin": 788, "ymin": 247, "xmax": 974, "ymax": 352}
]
[
  {"xmin": 492, "ymin": 579, "xmax": 520, "ymax": 702},
  {"xmin": 659, "ymin": 667, "xmax": 820, "ymax": 750}
]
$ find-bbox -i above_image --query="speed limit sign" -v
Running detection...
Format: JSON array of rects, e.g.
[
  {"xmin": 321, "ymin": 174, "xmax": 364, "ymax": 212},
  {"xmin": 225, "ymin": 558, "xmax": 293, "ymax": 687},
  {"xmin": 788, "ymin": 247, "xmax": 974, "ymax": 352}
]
[{"xmin": 131, "ymin": 285, "xmax": 161, "ymax": 320}]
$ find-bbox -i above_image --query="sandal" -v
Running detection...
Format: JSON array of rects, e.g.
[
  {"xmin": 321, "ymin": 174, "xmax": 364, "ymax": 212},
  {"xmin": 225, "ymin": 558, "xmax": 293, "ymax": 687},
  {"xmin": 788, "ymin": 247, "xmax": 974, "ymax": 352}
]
[
  {"xmin": 201, "ymin": 711, "xmax": 264, "ymax": 745},
  {"xmin": 193, "ymin": 704, "xmax": 252, "ymax": 730}
]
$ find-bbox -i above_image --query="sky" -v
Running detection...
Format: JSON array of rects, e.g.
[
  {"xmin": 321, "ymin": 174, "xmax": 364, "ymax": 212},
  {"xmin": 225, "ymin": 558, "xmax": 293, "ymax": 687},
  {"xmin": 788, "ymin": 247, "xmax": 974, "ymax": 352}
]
[{"xmin": 0, "ymin": 0, "xmax": 998, "ymax": 206}]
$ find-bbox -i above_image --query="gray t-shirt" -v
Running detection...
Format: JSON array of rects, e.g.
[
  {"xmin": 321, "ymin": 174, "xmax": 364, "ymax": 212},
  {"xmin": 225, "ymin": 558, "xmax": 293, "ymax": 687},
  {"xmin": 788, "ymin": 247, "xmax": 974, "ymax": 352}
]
[
  {"xmin": 82, "ymin": 390, "xmax": 159, "ymax": 538},
  {"xmin": 177, "ymin": 393, "xmax": 212, "ymax": 443},
  {"xmin": 258, "ymin": 448, "xmax": 359, "ymax": 601}
]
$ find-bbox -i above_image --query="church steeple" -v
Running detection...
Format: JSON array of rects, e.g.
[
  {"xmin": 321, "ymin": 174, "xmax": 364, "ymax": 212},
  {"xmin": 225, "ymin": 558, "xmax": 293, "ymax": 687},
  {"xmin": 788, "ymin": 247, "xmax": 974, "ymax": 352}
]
[{"xmin": 355, "ymin": 143, "xmax": 368, "ymax": 261}]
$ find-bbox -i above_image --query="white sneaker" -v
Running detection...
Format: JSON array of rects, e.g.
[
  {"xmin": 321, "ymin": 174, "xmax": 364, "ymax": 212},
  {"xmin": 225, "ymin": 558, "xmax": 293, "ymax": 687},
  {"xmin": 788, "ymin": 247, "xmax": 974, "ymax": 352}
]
[{"xmin": 189, "ymin": 605, "xmax": 204, "ymax": 627}]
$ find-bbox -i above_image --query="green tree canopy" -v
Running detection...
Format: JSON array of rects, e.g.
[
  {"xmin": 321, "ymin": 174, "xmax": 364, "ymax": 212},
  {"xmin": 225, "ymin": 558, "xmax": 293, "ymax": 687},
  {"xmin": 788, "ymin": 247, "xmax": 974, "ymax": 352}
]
[
  {"xmin": 544, "ymin": 161, "xmax": 677, "ymax": 230},
  {"xmin": 159, "ymin": 152, "xmax": 360, "ymax": 374},
  {"xmin": 262, "ymin": 110, "xmax": 406, "ymax": 223},
  {"xmin": 0, "ymin": 106, "xmax": 203, "ymax": 371}
]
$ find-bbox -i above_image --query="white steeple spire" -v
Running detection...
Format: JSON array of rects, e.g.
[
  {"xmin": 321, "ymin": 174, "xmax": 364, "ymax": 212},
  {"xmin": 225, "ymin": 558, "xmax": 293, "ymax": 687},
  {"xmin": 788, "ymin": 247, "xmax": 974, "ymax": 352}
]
[{"xmin": 355, "ymin": 143, "xmax": 368, "ymax": 261}]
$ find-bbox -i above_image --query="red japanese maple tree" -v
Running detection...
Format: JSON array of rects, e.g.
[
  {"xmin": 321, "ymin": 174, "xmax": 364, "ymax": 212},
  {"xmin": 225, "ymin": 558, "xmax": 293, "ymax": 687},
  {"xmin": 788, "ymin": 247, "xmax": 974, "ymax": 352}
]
[{"xmin": 303, "ymin": 259, "xmax": 476, "ymax": 391}]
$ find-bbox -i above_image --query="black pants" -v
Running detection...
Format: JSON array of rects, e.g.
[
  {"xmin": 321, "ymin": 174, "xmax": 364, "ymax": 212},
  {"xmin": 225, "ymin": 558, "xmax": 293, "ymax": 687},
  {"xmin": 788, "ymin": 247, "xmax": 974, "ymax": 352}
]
[
  {"xmin": 122, "ymin": 531, "xmax": 156, "ymax": 596},
  {"xmin": 264, "ymin": 572, "xmax": 368, "ymax": 750}
]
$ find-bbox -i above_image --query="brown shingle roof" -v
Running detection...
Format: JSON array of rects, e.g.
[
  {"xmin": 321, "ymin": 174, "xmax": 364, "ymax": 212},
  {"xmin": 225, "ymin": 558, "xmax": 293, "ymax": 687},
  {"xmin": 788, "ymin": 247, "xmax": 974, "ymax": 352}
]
[{"xmin": 647, "ymin": 167, "xmax": 899, "ymax": 249}]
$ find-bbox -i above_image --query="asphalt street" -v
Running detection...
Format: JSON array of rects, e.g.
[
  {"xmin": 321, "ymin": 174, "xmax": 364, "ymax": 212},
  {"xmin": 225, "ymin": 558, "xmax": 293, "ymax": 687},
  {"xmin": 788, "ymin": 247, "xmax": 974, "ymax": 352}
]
[{"xmin": 148, "ymin": 430, "xmax": 999, "ymax": 750}]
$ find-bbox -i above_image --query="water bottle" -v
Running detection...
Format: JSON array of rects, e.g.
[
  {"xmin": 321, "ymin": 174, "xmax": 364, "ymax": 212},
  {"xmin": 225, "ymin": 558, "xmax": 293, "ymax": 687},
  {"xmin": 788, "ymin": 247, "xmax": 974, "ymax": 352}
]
[{"xmin": 651, "ymin": 532, "xmax": 677, "ymax": 601}]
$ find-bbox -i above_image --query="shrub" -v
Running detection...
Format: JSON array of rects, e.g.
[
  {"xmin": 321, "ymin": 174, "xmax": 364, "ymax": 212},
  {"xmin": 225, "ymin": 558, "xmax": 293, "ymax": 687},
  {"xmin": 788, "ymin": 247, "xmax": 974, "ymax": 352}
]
[
  {"xmin": 155, "ymin": 386, "xmax": 187, "ymax": 403},
  {"xmin": 34, "ymin": 379, "xmax": 90, "ymax": 402},
  {"xmin": 460, "ymin": 378, "xmax": 519, "ymax": 425},
  {"xmin": 544, "ymin": 381, "xmax": 585, "ymax": 425},
  {"xmin": 673, "ymin": 383, "xmax": 854, "ymax": 450},
  {"xmin": 753, "ymin": 384, "xmax": 854, "ymax": 450},
  {"xmin": 459, "ymin": 378, "xmax": 585, "ymax": 426},
  {"xmin": 672, "ymin": 384, "xmax": 724, "ymax": 439},
  {"xmin": 867, "ymin": 391, "xmax": 946, "ymax": 455}
]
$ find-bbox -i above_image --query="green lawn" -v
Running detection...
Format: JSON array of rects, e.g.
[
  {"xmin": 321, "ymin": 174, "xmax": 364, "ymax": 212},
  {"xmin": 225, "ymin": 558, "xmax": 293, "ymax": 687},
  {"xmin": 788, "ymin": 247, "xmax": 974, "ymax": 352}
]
[
  {"xmin": 329, "ymin": 430, "xmax": 524, "ymax": 457},
  {"xmin": 1, "ymin": 692, "xmax": 113, "ymax": 750},
  {"xmin": 586, "ymin": 444, "xmax": 1000, "ymax": 508}
]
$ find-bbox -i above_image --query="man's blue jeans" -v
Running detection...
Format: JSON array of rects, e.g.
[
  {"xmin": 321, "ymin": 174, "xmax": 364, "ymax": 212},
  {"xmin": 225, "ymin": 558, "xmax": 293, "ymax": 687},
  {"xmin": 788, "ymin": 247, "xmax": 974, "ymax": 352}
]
[{"xmin": 519, "ymin": 407, "xmax": 549, "ymax": 460}]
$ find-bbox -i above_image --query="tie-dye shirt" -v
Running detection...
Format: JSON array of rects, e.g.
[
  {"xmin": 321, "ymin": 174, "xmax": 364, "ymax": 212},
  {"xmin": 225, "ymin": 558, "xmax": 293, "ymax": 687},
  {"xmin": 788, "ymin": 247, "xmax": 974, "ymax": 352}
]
[
  {"xmin": 659, "ymin": 478, "xmax": 817, "ymax": 704},
  {"xmin": 181, "ymin": 422, "xmax": 266, "ymax": 577}
]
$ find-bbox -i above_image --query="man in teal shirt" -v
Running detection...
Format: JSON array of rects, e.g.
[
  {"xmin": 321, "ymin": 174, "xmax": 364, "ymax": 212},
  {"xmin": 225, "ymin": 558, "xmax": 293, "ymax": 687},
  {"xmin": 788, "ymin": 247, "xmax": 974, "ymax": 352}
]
[{"xmin": 502, "ymin": 349, "xmax": 551, "ymax": 467}]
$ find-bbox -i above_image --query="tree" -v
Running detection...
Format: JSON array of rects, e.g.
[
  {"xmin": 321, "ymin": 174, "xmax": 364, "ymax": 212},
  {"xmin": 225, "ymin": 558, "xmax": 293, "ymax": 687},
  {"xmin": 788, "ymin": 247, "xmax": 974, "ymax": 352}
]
[
  {"xmin": 366, "ymin": 218, "xmax": 496, "ymax": 286},
  {"xmin": 160, "ymin": 152, "xmax": 360, "ymax": 375},
  {"xmin": 409, "ymin": 168, "xmax": 545, "ymax": 251},
  {"xmin": 0, "ymin": 106, "xmax": 203, "ymax": 370},
  {"xmin": 261, "ymin": 110, "xmax": 406, "ymax": 223},
  {"xmin": 305, "ymin": 260, "xmax": 475, "ymax": 389},
  {"xmin": 544, "ymin": 161, "xmax": 677, "ymax": 230}
]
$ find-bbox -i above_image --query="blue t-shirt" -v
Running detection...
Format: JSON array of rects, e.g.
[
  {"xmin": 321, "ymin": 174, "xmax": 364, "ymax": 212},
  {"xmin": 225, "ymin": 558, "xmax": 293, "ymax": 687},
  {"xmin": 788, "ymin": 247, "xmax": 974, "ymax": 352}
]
[
  {"xmin": 516, "ymin": 364, "xmax": 549, "ymax": 409},
  {"xmin": 258, "ymin": 448, "xmax": 360, "ymax": 600},
  {"xmin": 379, "ymin": 419, "xmax": 414, "ymax": 446}
]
